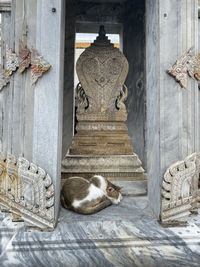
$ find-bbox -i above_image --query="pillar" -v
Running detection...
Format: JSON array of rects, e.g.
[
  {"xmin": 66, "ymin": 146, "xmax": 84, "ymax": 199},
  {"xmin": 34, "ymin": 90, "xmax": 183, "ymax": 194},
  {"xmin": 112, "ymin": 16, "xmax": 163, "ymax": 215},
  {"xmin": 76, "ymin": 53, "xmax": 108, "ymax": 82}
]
[
  {"xmin": 146, "ymin": 0, "xmax": 199, "ymax": 218},
  {"xmin": 33, "ymin": 0, "xmax": 65, "ymax": 223}
]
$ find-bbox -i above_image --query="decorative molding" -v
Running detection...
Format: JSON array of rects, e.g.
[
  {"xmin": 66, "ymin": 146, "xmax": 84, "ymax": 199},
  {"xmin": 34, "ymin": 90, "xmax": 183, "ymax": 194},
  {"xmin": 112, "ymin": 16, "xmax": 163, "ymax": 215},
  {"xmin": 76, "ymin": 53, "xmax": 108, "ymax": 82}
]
[
  {"xmin": 167, "ymin": 50, "xmax": 188, "ymax": 89},
  {"xmin": 30, "ymin": 49, "xmax": 51, "ymax": 85},
  {"xmin": 0, "ymin": 152, "xmax": 55, "ymax": 230},
  {"xmin": 194, "ymin": 54, "xmax": 200, "ymax": 81},
  {"xmin": 0, "ymin": 65, "xmax": 10, "ymax": 91},
  {"xmin": 167, "ymin": 48, "xmax": 200, "ymax": 88},
  {"xmin": 116, "ymin": 84, "xmax": 128, "ymax": 113},
  {"xmin": 18, "ymin": 39, "xmax": 31, "ymax": 74},
  {"xmin": 161, "ymin": 153, "xmax": 200, "ymax": 224},
  {"xmin": 0, "ymin": 0, "xmax": 11, "ymax": 12},
  {"xmin": 186, "ymin": 47, "xmax": 196, "ymax": 79},
  {"xmin": 75, "ymin": 82, "xmax": 89, "ymax": 114},
  {"xmin": 6, "ymin": 45, "xmax": 19, "ymax": 76}
]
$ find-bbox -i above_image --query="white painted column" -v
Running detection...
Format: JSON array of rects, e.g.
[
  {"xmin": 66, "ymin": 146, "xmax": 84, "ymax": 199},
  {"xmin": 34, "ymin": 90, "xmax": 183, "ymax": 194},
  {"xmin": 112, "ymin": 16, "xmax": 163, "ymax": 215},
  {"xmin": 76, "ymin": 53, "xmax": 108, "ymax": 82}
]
[
  {"xmin": 146, "ymin": 0, "xmax": 199, "ymax": 218},
  {"xmin": 33, "ymin": 0, "xmax": 65, "ymax": 223}
]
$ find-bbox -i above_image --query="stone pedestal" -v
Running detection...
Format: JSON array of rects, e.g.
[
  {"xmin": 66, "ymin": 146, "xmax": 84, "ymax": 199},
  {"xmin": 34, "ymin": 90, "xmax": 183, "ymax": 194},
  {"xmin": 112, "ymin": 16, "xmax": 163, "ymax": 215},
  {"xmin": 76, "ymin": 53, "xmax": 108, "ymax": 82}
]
[{"xmin": 62, "ymin": 26, "xmax": 146, "ymax": 195}]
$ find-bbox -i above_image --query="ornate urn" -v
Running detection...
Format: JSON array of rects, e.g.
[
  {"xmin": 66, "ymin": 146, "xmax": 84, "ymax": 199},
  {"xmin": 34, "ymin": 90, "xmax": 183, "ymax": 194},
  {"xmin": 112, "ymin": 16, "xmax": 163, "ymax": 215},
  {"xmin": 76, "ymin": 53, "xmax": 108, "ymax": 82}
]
[{"xmin": 62, "ymin": 26, "xmax": 146, "ymax": 188}]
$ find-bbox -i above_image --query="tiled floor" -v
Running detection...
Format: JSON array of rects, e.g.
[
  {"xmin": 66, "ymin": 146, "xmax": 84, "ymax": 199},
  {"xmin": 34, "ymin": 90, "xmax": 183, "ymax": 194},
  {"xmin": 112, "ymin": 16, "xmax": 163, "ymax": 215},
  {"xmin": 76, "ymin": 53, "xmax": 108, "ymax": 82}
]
[{"xmin": 0, "ymin": 197, "xmax": 200, "ymax": 267}]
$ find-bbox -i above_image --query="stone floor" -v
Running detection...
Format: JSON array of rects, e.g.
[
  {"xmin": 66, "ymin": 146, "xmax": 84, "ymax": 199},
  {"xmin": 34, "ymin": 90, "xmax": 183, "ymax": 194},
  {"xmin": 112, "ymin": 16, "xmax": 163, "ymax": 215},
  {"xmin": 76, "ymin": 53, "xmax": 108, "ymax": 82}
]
[{"xmin": 0, "ymin": 197, "xmax": 200, "ymax": 267}]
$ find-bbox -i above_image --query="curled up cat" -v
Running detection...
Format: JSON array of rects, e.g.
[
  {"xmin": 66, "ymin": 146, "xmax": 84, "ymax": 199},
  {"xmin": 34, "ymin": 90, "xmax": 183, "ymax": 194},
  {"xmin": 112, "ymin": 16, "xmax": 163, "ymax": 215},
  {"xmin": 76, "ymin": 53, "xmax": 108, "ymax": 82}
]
[{"xmin": 61, "ymin": 175, "xmax": 123, "ymax": 215}]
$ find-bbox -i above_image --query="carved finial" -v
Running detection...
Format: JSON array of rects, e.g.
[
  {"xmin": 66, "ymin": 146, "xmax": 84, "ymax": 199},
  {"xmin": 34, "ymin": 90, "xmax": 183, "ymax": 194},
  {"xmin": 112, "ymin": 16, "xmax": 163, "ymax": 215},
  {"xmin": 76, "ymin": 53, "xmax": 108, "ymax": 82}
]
[{"xmin": 99, "ymin": 25, "xmax": 106, "ymax": 38}]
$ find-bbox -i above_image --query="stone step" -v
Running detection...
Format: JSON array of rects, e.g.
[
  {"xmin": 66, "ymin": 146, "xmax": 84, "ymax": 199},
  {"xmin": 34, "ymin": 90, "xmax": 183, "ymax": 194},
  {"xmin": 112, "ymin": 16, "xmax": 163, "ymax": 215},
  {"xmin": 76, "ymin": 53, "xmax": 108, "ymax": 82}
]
[
  {"xmin": 114, "ymin": 180, "xmax": 147, "ymax": 196},
  {"xmin": 69, "ymin": 146, "xmax": 133, "ymax": 155}
]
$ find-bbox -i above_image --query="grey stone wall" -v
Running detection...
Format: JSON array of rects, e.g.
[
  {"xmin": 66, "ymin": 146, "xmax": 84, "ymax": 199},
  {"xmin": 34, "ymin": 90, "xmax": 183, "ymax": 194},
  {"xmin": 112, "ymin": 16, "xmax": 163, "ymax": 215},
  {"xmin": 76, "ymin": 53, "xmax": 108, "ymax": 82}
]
[
  {"xmin": 0, "ymin": 0, "xmax": 65, "ymax": 223},
  {"xmin": 0, "ymin": 0, "xmax": 36, "ymax": 160},
  {"xmin": 146, "ymin": 0, "xmax": 199, "ymax": 218},
  {"xmin": 62, "ymin": 0, "xmax": 76, "ymax": 159},
  {"xmin": 123, "ymin": 0, "xmax": 146, "ymax": 169}
]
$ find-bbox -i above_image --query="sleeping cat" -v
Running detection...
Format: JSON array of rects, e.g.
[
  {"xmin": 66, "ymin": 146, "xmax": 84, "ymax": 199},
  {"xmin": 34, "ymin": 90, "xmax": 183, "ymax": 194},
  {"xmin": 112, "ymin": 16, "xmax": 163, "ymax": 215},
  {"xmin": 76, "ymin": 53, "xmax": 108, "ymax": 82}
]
[{"xmin": 61, "ymin": 175, "xmax": 123, "ymax": 215}]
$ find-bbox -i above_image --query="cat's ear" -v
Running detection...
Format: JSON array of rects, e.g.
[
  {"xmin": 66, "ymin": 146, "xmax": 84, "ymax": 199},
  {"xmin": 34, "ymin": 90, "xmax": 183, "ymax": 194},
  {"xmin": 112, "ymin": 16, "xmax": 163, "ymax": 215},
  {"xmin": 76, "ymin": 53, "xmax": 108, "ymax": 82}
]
[
  {"xmin": 117, "ymin": 186, "xmax": 123, "ymax": 191},
  {"xmin": 108, "ymin": 187, "xmax": 114, "ymax": 192}
]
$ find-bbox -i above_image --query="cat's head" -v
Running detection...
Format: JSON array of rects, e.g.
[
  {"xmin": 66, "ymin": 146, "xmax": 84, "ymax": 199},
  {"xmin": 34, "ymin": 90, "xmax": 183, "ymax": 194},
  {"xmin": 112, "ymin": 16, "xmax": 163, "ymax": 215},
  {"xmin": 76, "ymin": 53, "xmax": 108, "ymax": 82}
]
[{"xmin": 106, "ymin": 180, "xmax": 123, "ymax": 205}]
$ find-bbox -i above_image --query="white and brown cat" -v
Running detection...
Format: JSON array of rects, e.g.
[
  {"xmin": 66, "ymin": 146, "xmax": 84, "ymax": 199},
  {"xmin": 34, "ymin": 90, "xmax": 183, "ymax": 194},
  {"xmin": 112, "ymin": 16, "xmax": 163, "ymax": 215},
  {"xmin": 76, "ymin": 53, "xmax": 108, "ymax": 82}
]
[{"xmin": 61, "ymin": 175, "xmax": 123, "ymax": 215}]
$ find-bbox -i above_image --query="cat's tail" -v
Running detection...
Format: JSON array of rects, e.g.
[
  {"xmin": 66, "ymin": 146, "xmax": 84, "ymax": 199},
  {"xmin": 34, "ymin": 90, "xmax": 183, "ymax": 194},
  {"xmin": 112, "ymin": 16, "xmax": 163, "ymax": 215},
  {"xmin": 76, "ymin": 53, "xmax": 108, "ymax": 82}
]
[{"xmin": 75, "ymin": 199, "xmax": 112, "ymax": 215}]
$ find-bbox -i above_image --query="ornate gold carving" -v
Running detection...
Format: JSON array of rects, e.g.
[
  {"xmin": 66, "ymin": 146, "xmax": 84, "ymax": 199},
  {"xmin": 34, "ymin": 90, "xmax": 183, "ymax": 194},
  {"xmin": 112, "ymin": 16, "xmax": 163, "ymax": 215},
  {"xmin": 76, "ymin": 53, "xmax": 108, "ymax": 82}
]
[
  {"xmin": 0, "ymin": 152, "xmax": 54, "ymax": 230},
  {"xmin": 161, "ymin": 153, "xmax": 200, "ymax": 224}
]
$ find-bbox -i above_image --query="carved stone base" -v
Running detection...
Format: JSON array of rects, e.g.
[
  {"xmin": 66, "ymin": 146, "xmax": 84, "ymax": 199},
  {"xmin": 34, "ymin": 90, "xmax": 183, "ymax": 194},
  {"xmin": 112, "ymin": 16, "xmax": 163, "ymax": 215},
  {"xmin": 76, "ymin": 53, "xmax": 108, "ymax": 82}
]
[
  {"xmin": 62, "ymin": 154, "xmax": 147, "ymax": 195},
  {"xmin": 69, "ymin": 121, "xmax": 134, "ymax": 155},
  {"xmin": 161, "ymin": 152, "xmax": 200, "ymax": 225}
]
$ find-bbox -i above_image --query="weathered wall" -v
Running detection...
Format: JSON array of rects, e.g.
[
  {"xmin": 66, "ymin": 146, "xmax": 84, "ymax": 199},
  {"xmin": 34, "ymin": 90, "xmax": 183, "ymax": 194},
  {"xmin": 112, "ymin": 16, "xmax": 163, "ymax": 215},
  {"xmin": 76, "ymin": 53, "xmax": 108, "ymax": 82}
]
[
  {"xmin": 123, "ymin": 0, "xmax": 146, "ymax": 169},
  {"xmin": 0, "ymin": 0, "xmax": 65, "ymax": 224},
  {"xmin": 0, "ymin": 0, "xmax": 37, "ymax": 161},
  {"xmin": 62, "ymin": 0, "xmax": 76, "ymax": 159},
  {"xmin": 146, "ymin": 0, "xmax": 199, "ymax": 218}
]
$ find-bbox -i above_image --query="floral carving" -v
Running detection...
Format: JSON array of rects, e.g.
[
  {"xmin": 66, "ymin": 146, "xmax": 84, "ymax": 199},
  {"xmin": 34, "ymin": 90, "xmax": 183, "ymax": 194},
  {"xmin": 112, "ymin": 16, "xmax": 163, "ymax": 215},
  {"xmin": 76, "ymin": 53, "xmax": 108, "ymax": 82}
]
[
  {"xmin": 0, "ymin": 152, "xmax": 55, "ymax": 230},
  {"xmin": 168, "ymin": 48, "xmax": 200, "ymax": 88},
  {"xmin": 76, "ymin": 26, "xmax": 128, "ymax": 120},
  {"xmin": 75, "ymin": 82, "xmax": 89, "ymax": 114},
  {"xmin": 31, "ymin": 49, "xmax": 51, "ymax": 85},
  {"xmin": 194, "ymin": 54, "xmax": 200, "ymax": 81},
  {"xmin": 0, "ymin": 65, "xmax": 10, "ymax": 91},
  {"xmin": 116, "ymin": 84, "xmax": 128, "ymax": 113},
  {"xmin": 167, "ymin": 50, "xmax": 188, "ymax": 89},
  {"xmin": 6, "ymin": 45, "xmax": 19, "ymax": 76},
  {"xmin": 18, "ymin": 39, "xmax": 31, "ymax": 73},
  {"xmin": 161, "ymin": 153, "xmax": 200, "ymax": 224}
]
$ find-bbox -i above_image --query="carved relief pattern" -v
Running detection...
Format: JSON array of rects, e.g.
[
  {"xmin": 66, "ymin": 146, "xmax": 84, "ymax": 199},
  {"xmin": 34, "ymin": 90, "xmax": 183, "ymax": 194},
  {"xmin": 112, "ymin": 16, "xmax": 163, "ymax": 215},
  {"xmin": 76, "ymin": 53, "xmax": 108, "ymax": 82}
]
[
  {"xmin": 168, "ymin": 48, "xmax": 200, "ymax": 88},
  {"xmin": 76, "ymin": 29, "xmax": 128, "ymax": 122},
  {"xmin": 75, "ymin": 82, "xmax": 89, "ymax": 114},
  {"xmin": 167, "ymin": 50, "xmax": 188, "ymax": 89},
  {"xmin": 31, "ymin": 49, "xmax": 51, "ymax": 85},
  {"xmin": 116, "ymin": 84, "xmax": 128, "ymax": 113},
  {"xmin": 194, "ymin": 54, "xmax": 200, "ymax": 81},
  {"xmin": 0, "ymin": 152, "xmax": 54, "ymax": 229},
  {"xmin": 161, "ymin": 153, "xmax": 200, "ymax": 223},
  {"xmin": 65, "ymin": 26, "xmax": 137, "ymax": 156},
  {"xmin": 6, "ymin": 45, "xmax": 19, "ymax": 76},
  {"xmin": 186, "ymin": 47, "xmax": 196, "ymax": 79},
  {"xmin": 18, "ymin": 39, "xmax": 31, "ymax": 74},
  {"xmin": 0, "ymin": 65, "xmax": 10, "ymax": 91}
]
